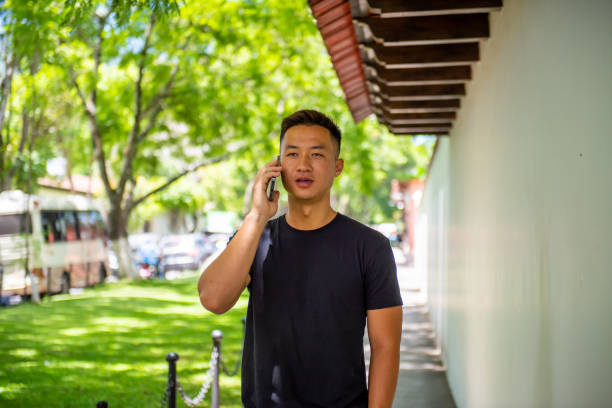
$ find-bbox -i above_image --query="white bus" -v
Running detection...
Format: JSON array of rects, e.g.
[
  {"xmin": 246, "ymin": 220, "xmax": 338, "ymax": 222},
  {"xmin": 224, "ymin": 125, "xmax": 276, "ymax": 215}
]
[{"xmin": 0, "ymin": 190, "xmax": 110, "ymax": 299}]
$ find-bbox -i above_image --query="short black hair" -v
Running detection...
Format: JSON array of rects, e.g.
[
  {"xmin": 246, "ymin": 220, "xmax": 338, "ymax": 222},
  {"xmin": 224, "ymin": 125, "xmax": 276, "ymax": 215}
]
[{"xmin": 280, "ymin": 109, "xmax": 341, "ymax": 156}]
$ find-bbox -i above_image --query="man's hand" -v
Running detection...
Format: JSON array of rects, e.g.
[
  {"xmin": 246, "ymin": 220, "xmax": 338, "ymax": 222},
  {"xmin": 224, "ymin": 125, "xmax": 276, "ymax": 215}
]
[
  {"xmin": 249, "ymin": 158, "xmax": 281, "ymax": 222},
  {"xmin": 198, "ymin": 157, "xmax": 281, "ymax": 315}
]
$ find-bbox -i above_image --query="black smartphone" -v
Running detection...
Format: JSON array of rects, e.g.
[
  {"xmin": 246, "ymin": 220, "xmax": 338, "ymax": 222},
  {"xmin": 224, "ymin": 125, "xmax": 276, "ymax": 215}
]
[{"xmin": 267, "ymin": 155, "xmax": 280, "ymax": 201}]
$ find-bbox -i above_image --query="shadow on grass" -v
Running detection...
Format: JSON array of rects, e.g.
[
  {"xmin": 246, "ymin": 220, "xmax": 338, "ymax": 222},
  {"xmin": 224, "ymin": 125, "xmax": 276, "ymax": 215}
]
[{"xmin": 0, "ymin": 274, "xmax": 246, "ymax": 408}]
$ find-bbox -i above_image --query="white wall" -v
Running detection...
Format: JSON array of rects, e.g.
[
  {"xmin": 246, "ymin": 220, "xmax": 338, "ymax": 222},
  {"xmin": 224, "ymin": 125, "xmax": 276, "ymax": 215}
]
[{"xmin": 417, "ymin": 1, "xmax": 612, "ymax": 407}]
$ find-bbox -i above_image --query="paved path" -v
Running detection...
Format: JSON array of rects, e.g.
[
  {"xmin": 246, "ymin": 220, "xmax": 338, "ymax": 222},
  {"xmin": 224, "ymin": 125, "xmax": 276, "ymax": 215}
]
[{"xmin": 365, "ymin": 253, "xmax": 457, "ymax": 408}]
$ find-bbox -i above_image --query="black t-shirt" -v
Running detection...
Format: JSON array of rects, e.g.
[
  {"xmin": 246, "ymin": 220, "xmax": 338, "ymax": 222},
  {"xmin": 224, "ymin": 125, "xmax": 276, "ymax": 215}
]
[{"xmin": 235, "ymin": 213, "xmax": 403, "ymax": 408}]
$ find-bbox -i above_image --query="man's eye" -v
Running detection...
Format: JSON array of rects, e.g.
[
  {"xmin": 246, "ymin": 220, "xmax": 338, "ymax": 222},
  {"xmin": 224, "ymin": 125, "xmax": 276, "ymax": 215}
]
[
  {"xmin": 287, "ymin": 153, "xmax": 297, "ymax": 157},
  {"xmin": 313, "ymin": 153, "xmax": 323, "ymax": 157}
]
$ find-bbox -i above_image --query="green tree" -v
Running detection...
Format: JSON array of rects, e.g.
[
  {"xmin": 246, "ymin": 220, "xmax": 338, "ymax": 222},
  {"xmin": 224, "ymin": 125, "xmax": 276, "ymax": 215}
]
[
  {"xmin": 0, "ymin": 1, "xmax": 61, "ymax": 190},
  {"xmin": 51, "ymin": 0, "xmax": 347, "ymax": 276},
  {"xmin": 3, "ymin": 0, "xmax": 434, "ymax": 278}
]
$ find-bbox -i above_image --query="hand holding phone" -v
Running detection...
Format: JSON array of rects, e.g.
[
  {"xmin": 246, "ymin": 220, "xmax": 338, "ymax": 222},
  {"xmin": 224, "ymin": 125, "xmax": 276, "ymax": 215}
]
[
  {"xmin": 249, "ymin": 157, "xmax": 281, "ymax": 223},
  {"xmin": 267, "ymin": 155, "xmax": 280, "ymax": 201}
]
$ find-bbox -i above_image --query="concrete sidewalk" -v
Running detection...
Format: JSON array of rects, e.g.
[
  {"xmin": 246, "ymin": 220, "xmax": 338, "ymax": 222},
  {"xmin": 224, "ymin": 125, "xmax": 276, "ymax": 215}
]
[{"xmin": 365, "ymin": 256, "xmax": 457, "ymax": 408}]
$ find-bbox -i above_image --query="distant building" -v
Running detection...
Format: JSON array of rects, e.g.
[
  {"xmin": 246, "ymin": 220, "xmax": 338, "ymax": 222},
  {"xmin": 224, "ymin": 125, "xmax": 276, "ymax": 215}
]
[
  {"xmin": 37, "ymin": 174, "xmax": 105, "ymax": 197},
  {"xmin": 390, "ymin": 179, "xmax": 424, "ymax": 261}
]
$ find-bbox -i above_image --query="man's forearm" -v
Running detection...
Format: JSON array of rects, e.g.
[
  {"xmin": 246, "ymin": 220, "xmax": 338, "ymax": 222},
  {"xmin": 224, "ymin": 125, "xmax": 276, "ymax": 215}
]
[
  {"xmin": 197, "ymin": 211, "xmax": 266, "ymax": 313},
  {"xmin": 368, "ymin": 346, "xmax": 400, "ymax": 408}
]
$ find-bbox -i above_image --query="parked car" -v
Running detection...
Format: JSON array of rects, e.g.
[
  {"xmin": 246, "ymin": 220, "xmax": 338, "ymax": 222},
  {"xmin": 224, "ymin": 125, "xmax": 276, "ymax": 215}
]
[
  {"xmin": 371, "ymin": 223, "xmax": 400, "ymax": 244},
  {"xmin": 159, "ymin": 234, "xmax": 214, "ymax": 272},
  {"xmin": 128, "ymin": 233, "xmax": 161, "ymax": 255},
  {"xmin": 205, "ymin": 232, "xmax": 232, "ymax": 250}
]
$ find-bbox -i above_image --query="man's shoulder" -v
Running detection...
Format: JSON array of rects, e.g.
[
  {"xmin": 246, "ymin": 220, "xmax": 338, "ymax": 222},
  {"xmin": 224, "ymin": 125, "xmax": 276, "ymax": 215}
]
[
  {"xmin": 336, "ymin": 213, "xmax": 389, "ymax": 245},
  {"xmin": 228, "ymin": 215, "xmax": 281, "ymax": 243}
]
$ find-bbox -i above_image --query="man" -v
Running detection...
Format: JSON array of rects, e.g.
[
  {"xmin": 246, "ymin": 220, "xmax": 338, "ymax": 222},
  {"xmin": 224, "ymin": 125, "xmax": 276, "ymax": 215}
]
[{"xmin": 198, "ymin": 110, "xmax": 403, "ymax": 407}]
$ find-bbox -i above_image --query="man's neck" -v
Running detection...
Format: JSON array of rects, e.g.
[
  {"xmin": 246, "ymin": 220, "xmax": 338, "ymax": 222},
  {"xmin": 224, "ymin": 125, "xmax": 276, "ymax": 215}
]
[{"xmin": 285, "ymin": 196, "xmax": 337, "ymax": 231}]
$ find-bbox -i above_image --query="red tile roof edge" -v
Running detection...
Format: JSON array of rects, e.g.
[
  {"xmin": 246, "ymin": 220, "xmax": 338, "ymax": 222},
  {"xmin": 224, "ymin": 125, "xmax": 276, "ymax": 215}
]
[{"xmin": 309, "ymin": 0, "xmax": 372, "ymax": 123}]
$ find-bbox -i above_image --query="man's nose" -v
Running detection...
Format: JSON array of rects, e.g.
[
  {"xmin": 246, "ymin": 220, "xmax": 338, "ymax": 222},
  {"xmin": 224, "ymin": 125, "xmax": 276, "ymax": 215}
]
[{"xmin": 297, "ymin": 154, "xmax": 312, "ymax": 171}]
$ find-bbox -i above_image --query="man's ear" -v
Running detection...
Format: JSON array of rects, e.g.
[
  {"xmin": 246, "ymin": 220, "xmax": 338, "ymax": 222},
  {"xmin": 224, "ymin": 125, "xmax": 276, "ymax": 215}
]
[{"xmin": 334, "ymin": 158, "xmax": 344, "ymax": 177}]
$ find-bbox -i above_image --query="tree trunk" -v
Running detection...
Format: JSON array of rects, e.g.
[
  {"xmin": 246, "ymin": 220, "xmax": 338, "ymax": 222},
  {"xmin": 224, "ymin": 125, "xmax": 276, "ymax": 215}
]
[
  {"xmin": 27, "ymin": 148, "xmax": 40, "ymax": 304},
  {"xmin": 189, "ymin": 213, "xmax": 198, "ymax": 233},
  {"xmin": 107, "ymin": 199, "xmax": 137, "ymax": 278},
  {"xmin": 0, "ymin": 46, "xmax": 16, "ymax": 135},
  {"xmin": 110, "ymin": 238, "xmax": 137, "ymax": 279}
]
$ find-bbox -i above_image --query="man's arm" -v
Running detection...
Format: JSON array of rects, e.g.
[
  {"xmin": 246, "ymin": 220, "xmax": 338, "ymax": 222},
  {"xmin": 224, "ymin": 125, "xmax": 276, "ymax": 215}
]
[
  {"xmin": 197, "ymin": 158, "xmax": 281, "ymax": 314},
  {"xmin": 367, "ymin": 305, "xmax": 403, "ymax": 408}
]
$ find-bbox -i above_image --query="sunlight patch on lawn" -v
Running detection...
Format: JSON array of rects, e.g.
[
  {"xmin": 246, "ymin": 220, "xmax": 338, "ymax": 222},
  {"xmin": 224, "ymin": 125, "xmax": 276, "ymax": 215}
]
[
  {"xmin": 0, "ymin": 383, "xmax": 26, "ymax": 397},
  {"xmin": 92, "ymin": 317, "xmax": 151, "ymax": 329},
  {"xmin": 60, "ymin": 327, "xmax": 90, "ymax": 336},
  {"xmin": 145, "ymin": 304, "xmax": 206, "ymax": 315},
  {"xmin": 9, "ymin": 348, "xmax": 37, "ymax": 358},
  {"xmin": 14, "ymin": 361, "xmax": 40, "ymax": 369},
  {"xmin": 106, "ymin": 363, "xmax": 133, "ymax": 372},
  {"xmin": 46, "ymin": 360, "xmax": 96, "ymax": 369}
]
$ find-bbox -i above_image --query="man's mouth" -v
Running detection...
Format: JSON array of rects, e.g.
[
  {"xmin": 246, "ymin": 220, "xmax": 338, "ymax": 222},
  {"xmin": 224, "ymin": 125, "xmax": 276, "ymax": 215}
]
[{"xmin": 295, "ymin": 177, "xmax": 313, "ymax": 187}]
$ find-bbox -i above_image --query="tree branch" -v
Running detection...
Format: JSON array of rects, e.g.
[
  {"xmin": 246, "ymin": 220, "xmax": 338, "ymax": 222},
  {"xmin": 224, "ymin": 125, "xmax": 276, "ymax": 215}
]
[
  {"xmin": 130, "ymin": 152, "xmax": 230, "ymax": 210},
  {"xmin": 0, "ymin": 89, "xmax": 14, "ymax": 190},
  {"xmin": 91, "ymin": 15, "xmax": 107, "ymax": 118},
  {"xmin": 66, "ymin": 65, "xmax": 95, "ymax": 119},
  {"xmin": 129, "ymin": 142, "xmax": 256, "ymax": 211},
  {"xmin": 137, "ymin": 99, "xmax": 165, "ymax": 142},
  {"xmin": 133, "ymin": 34, "xmax": 196, "ymax": 147},
  {"xmin": 140, "ymin": 36, "xmax": 189, "ymax": 118},
  {"xmin": 64, "ymin": 23, "xmax": 116, "ymax": 201},
  {"xmin": 125, "ymin": 175, "xmax": 137, "ymax": 213},
  {"xmin": 117, "ymin": 13, "xmax": 156, "ymax": 200},
  {"xmin": 0, "ymin": 50, "xmax": 16, "ymax": 140}
]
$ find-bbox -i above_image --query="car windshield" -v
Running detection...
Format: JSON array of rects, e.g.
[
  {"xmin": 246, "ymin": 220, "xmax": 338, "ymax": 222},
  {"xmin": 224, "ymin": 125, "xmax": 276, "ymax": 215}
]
[{"xmin": 161, "ymin": 235, "xmax": 202, "ymax": 249}]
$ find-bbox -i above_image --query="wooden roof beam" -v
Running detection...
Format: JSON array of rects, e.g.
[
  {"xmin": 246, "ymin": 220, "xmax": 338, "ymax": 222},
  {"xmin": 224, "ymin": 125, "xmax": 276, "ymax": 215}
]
[
  {"xmin": 388, "ymin": 126, "xmax": 450, "ymax": 135},
  {"xmin": 383, "ymin": 99, "xmax": 460, "ymax": 109},
  {"xmin": 371, "ymin": 83, "xmax": 466, "ymax": 100},
  {"xmin": 378, "ymin": 98, "xmax": 460, "ymax": 113},
  {"xmin": 380, "ymin": 117, "xmax": 454, "ymax": 126},
  {"xmin": 365, "ymin": 65, "xmax": 472, "ymax": 86},
  {"xmin": 351, "ymin": 0, "xmax": 503, "ymax": 18},
  {"xmin": 385, "ymin": 108, "xmax": 457, "ymax": 114},
  {"xmin": 355, "ymin": 13, "xmax": 490, "ymax": 46},
  {"xmin": 381, "ymin": 112, "xmax": 456, "ymax": 120},
  {"xmin": 361, "ymin": 42, "xmax": 479, "ymax": 69}
]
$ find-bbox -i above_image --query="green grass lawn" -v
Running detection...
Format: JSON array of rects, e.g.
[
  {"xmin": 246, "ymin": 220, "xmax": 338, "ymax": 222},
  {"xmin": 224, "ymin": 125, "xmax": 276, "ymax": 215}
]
[{"xmin": 0, "ymin": 273, "xmax": 248, "ymax": 407}]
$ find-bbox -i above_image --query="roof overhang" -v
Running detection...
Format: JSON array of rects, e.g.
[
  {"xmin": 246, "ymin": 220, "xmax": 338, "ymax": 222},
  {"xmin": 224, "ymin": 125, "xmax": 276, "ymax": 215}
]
[{"xmin": 308, "ymin": 0, "xmax": 503, "ymax": 136}]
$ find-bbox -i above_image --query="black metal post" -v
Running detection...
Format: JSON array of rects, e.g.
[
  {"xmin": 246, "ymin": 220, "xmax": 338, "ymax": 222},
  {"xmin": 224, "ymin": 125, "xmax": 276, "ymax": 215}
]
[
  {"xmin": 211, "ymin": 330, "xmax": 223, "ymax": 408},
  {"xmin": 166, "ymin": 352, "xmax": 179, "ymax": 408},
  {"xmin": 96, "ymin": 402, "xmax": 108, "ymax": 408}
]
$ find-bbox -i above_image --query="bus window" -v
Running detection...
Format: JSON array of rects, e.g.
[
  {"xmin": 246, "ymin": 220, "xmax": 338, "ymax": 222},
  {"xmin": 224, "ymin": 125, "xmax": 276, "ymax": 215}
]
[
  {"xmin": 77, "ymin": 211, "xmax": 93, "ymax": 240},
  {"xmin": 65, "ymin": 211, "xmax": 79, "ymax": 241},
  {"xmin": 91, "ymin": 211, "xmax": 105, "ymax": 239},
  {"xmin": 41, "ymin": 211, "xmax": 66, "ymax": 243},
  {"xmin": 76, "ymin": 211, "xmax": 105, "ymax": 240},
  {"xmin": 41, "ymin": 212, "xmax": 54, "ymax": 242},
  {"xmin": 0, "ymin": 213, "xmax": 31, "ymax": 235}
]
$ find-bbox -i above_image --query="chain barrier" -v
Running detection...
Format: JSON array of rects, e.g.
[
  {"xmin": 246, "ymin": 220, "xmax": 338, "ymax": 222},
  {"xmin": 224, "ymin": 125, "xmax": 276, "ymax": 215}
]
[
  {"xmin": 176, "ymin": 348, "xmax": 219, "ymax": 407},
  {"xmin": 219, "ymin": 348, "xmax": 242, "ymax": 377},
  {"xmin": 154, "ymin": 319, "xmax": 245, "ymax": 408},
  {"xmin": 159, "ymin": 385, "xmax": 168, "ymax": 408},
  {"xmin": 219, "ymin": 317, "xmax": 246, "ymax": 377},
  {"xmin": 96, "ymin": 320, "xmax": 245, "ymax": 407}
]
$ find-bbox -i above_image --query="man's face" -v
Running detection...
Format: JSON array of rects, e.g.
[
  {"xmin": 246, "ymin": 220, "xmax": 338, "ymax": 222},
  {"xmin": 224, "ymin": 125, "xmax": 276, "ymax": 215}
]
[{"xmin": 280, "ymin": 124, "xmax": 344, "ymax": 203}]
